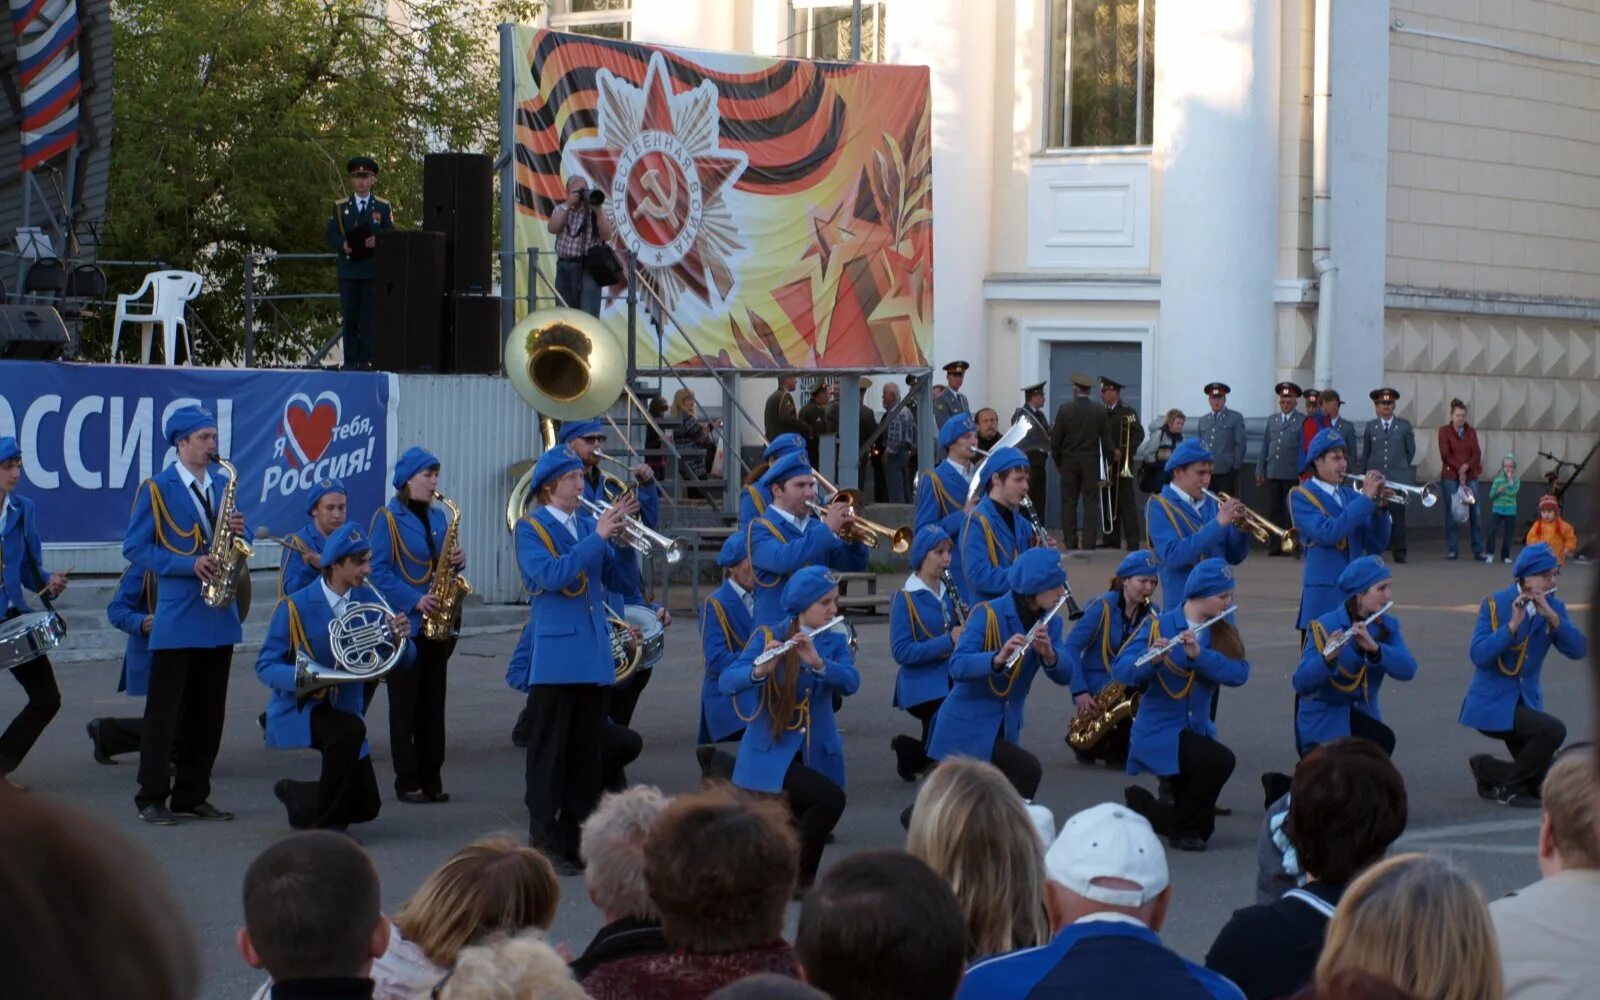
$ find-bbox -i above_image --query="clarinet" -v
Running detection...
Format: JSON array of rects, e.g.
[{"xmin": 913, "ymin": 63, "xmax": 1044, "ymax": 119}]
[{"xmin": 940, "ymin": 570, "xmax": 970, "ymax": 626}]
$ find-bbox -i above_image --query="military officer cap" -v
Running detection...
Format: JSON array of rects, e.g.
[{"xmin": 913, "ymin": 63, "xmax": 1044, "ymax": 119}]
[
  {"xmin": 1100, "ymin": 376, "xmax": 1124, "ymax": 391},
  {"xmin": 1321, "ymin": 388, "xmax": 1342, "ymax": 405},
  {"xmin": 858, "ymin": 376, "xmax": 873, "ymax": 390},
  {"xmin": 1204, "ymin": 382, "xmax": 1231, "ymax": 397},
  {"xmin": 1022, "ymin": 381, "xmax": 1046, "ymax": 396},
  {"xmin": 809, "ymin": 383, "xmax": 829, "ymax": 400},
  {"xmin": 1304, "ymin": 388, "xmax": 1322, "ymax": 403},
  {"xmin": 346, "ymin": 155, "xmax": 380, "ymax": 175},
  {"xmin": 1069, "ymin": 372, "xmax": 1094, "ymax": 390},
  {"xmin": 943, "ymin": 361, "xmax": 970, "ymax": 374},
  {"xmin": 1275, "ymin": 381, "xmax": 1302, "ymax": 398},
  {"xmin": 1370, "ymin": 387, "xmax": 1400, "ymax": 403},
  {"xmin": 905, "ymin": 374, "xmax": 920, "ymax": 387}
]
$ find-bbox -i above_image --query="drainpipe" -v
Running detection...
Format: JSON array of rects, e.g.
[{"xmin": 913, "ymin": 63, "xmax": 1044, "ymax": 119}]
[{"xmin": 1311, "ymin": 0, "xmax": 1336, "ymax": 390}]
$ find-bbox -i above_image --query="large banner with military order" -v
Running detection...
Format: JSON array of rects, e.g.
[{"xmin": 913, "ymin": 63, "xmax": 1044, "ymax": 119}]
[{"xmin": 512, "ymin": 28, "xmax": 933, "ymax": 370}]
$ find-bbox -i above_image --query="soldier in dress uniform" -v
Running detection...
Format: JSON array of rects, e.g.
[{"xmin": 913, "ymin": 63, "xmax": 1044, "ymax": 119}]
[
  {"xmin": 931, "ymin": 361, "xmax": 971, "ymax": 429},
  {"xmin": 324, "ymin": 155, "xmax": 394, "ymax": 370},
  {"xmin": 1255, "ymin": 382, "xmax": 1303, "ymax": 556},
  {"xmin": 764, "ymin": 376, "xmax": 812, "ymax": 445},
  {"xmin": 799, "ymin": 383, "xmax": 831, "ymax": 467},
  {"xmin": 1012, "ymin": 382, "xmax": 1051, "ymax": 514},
  {"xmin": 1361, "ymin": 388, "xmax": 1416, "ymax": 563},
  {"xmin": 1196, "ymin": 383, "xmax": 1247, "ymax": 498},
  {"xmin": 1100, "ymin": 376, "xmax": 1144, "ymax": 552},
  {"xmin": 1050, "ymin": 372, "xmax": 1110, "ymax": 551}
]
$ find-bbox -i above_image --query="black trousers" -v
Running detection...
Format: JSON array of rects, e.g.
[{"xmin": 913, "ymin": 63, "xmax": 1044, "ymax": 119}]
[
  {"xmin": 1386, "ymin": 500, "xmax": 1408, "ymax": 557},
  {"xmin": 524, "ymin": 682, "xmax": 607, "ymax": 860},
  {"xmin": 1026, "ymin": 451, "xmax": 1048, "ymax": 516},
  {"xmin": 93, "ymin": 716, "xmax": 146, "ymax": 759},
  {"xmin": 608, "ymin": 666, "xmax": 653, "ymax": 728},
  {"xmin": 601, "ymin": 718, "xmax": 643, "ymax": 793},
  {"xmin": 992, "ymin": 734, "xmax": 1043, "ymax": 801},
  {"xmin": 1100, "ymin": 476, "xmax": 1142, "ymax": 550},
  {"xmin": 1057, "ymin": 451, "xmax": 1100, "ymax": 549},
  {"xmin": 338, "ymin": 278, "xmax": 375, "ymax": 369},
  {"xmin": 893, "ymin": 697, "xmax": 943, "ymax": 776},
  {"xmin": 1479, "ymin": 703, "xmax": 1566, "ymax": 794},
  {"xmin": 1297, "ymin": 705, "xmax": 1396, "ymax": 759},
  {"xmin": 0, "ymin": 655, "xmax": 61, "ymax": 774},
  {"xmin": 277, "ymin": 704, "xmax": 381, "ymax": 830},
  {"xmin": 387, "ymin": 635, "xmax": 453, "ymax": 797},
  {"xmin": 1145, "ymin": 729, "xmax": 1235, "ymax": 841},
  {"xmin": 1265, "ymin": 479, "xmax": 1296, "ymax": 535},
  {"xmin": 1210, "ymin": 470, "xmax": 1240, "ymax": 499},
  {"xmin": 1079, "ymin": 716, "xmax": 1132, "ymax": 767},
  {"xmin": 781, "ymin": 755, "xmax": 846, "ymax": 881},
  {"xmin": 137, "ymin": 646, "xmax": 233, "ymax": 810}
]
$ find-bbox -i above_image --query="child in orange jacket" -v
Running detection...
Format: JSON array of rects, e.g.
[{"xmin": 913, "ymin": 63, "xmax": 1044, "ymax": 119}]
[{"xmin": 1525, "ymin": 494, "xmax": 1577, "ymax": 564}]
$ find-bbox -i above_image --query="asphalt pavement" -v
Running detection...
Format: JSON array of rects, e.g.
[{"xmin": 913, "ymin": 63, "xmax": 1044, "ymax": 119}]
[{"xmin": 13, "ymin": 543, "xmax": 1594, "ymax": 998}]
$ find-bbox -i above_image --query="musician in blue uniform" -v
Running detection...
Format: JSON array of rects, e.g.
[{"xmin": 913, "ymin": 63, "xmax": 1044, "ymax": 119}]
[
  {"xmin": 0, "ymin": 436, "xmax": 68, "ymax": 790},
  {"xmin": 1064, "ymin": 549, "xmax": 1159, "ymax": 766},
  {"xmin": 961, "ymin": 445, "xmax": 1048, "ymax": 603},
  {"xmin": 889, "ymin": 525, "xmax": 964, "ymax": 782},
  {"xmin": 1289, "ymin": 428, "xmax": 1391, "ymax": 634},
  {"xmin": 369, "ymin": 445, "xmax": 467, "ymax": 805},
  {"xmin": 1294, "ymin": 555, "xmax": 1416, "ymax": 757},
  {"xmin": 1114, "ymin": 558, "xmax": 1249, "ymax": 851},
  {"xmin": 1144, "ymin": 439, "xmax": 1250, "ymax": 613},
  {"xmin": 278, "ymin": 477, "xmax": 348, "ymax": 596},
  {"xmin": 256, "ymin": 523, "xmax": 411, "ymax": 831},
  {"xmin": 88, "ymin": 566, "xmax": 156, "ymax": 764},
  {"xmin": 721, "ymin": 565, "xmax": 859, "ymax": 891},
  {"xmin": 696, "ymin": 528, "xmax": 754, "ymax": 782},
  {"xmin": 928, "ymin": 547, "xmax": 1074, "ymax": 801},
  {"xmin": 747, "ymin": 451, "xmax": 868, "ymax": 628},
  {"xmin": 916, "ymin": 414, "xmax": 980, "ymax": 605},
  {"xmin": 739, "ymin": 433, "xmax": 807, "ymax": 526},
  {"xmin": 515, "ymin": 446, "xmax": 634, "ymax": 874},
  {"xmin": 1460, "ymin": 542, "xmax": 1587, "ymax": 807},
  {"xmin": 123, "ymin": 406, "xmax": 247, "ymax": 825}
]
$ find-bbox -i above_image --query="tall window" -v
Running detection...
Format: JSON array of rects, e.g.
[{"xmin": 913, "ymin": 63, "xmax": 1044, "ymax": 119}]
[
  {"xmin": 790, "ymin": 1, "xmax": 887, "ymax": 62},
  {"xmin": 550, "ymin": 0, "xmax": 632, "ymax": 40},
  {"xmin": 1048, "ymin": 0, "xmax": 1155, "ymax": 148}
]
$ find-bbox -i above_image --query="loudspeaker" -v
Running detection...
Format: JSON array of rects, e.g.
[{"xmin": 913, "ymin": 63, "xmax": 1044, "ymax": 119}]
[
  {"xmin": 0, "ymin": 305, "xmax": 68, "ymax": 360},
  {"xmin": 372, "ymin": 231, "xmax": 447, "ymax": 372},
  {"xmin": 448, "ymin": 294, "xmax": 501, "ymax": 374},
  {"xmin": 422, "ymin": 152, "xmax": 493, "ymax": 294}
]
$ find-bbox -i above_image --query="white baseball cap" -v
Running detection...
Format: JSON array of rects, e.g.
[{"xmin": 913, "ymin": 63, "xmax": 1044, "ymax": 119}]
[{"xmin": 1044, "ymin": 802, "xmax": 1169, "ymax": 908}]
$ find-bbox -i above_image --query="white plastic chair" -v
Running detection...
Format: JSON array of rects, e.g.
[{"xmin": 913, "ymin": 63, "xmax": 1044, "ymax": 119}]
[{"xmin": 111, "ymin": 270, "xmax": 203, "ymax": 365}]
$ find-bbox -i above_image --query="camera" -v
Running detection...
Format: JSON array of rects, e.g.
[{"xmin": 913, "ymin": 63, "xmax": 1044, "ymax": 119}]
[{"xmin": 586, "ymin": 189, "xmax": 606, "ymax": 207}]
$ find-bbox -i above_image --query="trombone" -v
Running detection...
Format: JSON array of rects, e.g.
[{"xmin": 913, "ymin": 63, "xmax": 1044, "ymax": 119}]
[
  {"xmin": 1344, "ymin": 474, "xmax": 1439, "ymax": 508},
  {"xmin": 1203, "ymin": 489, "xmax": 1300, "ymax": 555},
  {"xmin": 806, "ymin": 501, "xmax": 913, "ymax": 554},
  {"xmin": 580, "ymin": 496, "xmax": 686, "ymax": 564},
  {"xmin": 1098, "ymin": 444, "xmax": 1116, "ymax": 536}
]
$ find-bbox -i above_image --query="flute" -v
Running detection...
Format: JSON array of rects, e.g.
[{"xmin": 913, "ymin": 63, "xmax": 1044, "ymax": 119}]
[
  {"xmin": 1515, "ymin": 586, "xmax": 1557, "ymax": 610},
  {"xmin": 1000, "ymin": 592, "xmax": 1073, "ymax": 673},
  {"xmin": 1321, "ymin": 600, "xmax": 1395, "ymax": 657},
  {"xmin": 753, "ymin": 615, "xmax": 847, "ymax": 667},
  {"xmin": 1133, "ymin": 606, "xmax": 1237, "ymax": 668}
]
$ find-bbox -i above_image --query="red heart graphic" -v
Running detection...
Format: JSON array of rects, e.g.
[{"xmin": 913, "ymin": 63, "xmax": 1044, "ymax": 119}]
[{"xmin": 284, "ymin": 402, "xmax": 338, "ymax": 466}]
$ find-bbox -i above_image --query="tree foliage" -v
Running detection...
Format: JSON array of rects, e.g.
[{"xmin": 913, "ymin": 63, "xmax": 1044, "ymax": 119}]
[{"xmin": 98, "ymin": 0, "xmax": 538, "ymax": 364}]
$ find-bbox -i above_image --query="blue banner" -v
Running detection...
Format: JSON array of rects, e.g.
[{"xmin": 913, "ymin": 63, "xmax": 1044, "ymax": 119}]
[{"xmin": 0, "ymin": 362, "xmax": 397, "ymax": 544}]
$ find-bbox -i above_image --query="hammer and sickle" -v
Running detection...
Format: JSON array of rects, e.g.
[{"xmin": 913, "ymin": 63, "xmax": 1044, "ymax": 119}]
[{"xmin": 633, "ymin": 165, "xmax": 679, "ymax": 222}]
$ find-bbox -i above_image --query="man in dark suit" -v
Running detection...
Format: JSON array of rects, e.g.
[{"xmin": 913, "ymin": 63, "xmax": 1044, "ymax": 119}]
[
  {"xmin": 1012, "ymin": 382, "xmax": 1051, "ymax": 515},
  {"xmin": 799, "ymin": 382, "xmax": 831, "ymax": 467},
  {"xmin": 324, "ymin": 155, "xmax": 394, "ymax": 370},
  {"xmin": 1050, "ymin": 372, "xmax": 1110, "ymax": 551}
]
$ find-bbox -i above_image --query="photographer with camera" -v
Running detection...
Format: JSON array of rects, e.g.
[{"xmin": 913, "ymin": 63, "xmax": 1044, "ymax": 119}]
[{"xmin": 548, "ymin": 175, "xmax": 617, "ymax": 318}]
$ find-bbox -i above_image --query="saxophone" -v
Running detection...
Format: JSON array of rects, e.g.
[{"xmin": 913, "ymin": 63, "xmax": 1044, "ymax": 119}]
[
  {"xmin": 421, "ymin": 490, "xmax": 473, "ymax": 640},
  {"xmin": 201, "ymin": 457, "xmax": 253, "ymax": 610},
  {"xmin": 1065, "ymin": 598, "xmax": 1151, "ymax": 751}
]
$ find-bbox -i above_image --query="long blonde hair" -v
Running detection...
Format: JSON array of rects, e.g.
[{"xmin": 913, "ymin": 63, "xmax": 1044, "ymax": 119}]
[
  {"xmin": 906, "ymin": 758, "xmax": 1049, "ymax": 960},
  {"xmin": 671, "ymin": 388, "xmax": 697, "ymax": 419},
  {"xmin": 392, "ymin": 837, "xmax": 560, "ymax": 968},
  {"xmin": 1315, "ymin": 853, "xmax": 1503, "ymax": 1000}
]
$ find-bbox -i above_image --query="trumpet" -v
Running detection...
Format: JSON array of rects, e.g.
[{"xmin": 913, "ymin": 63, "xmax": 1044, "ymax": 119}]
[
  {"xmin": 753, "ymin": 614, "xmax": 847, "ymax": 667},
  {"xmin": 580, "ymin": 496, "xmax": 685, "ymax": 564},
  {"xmin": 806, "ymin": 500, "xmax": 913, "ymax": 554},
  {"xmin": 1203, "ymin": 489, "xmax": 1300, "ymax": 555},
  {"xmin": 940, "ymin": 569, "xmax": 971, "ymax": 626},
  {"xmin": 1343, "ymin": 474, "xmax": 1439, "ymax": 508},
  {"xmin": 1001, "ymin": 591, "xmax": 1075, "ymax": 673},
  {"xmin": 1321, "ymin": 600, "xmax": 1395, "ymax": 657},
  {"xmin": 1133, "ymin": 605, "xmax": 1236, "ymax": 668}
]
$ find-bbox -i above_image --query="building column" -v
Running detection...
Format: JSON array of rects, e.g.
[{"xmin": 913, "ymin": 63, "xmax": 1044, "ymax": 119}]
[{"xmin": 1154, "ymin": 0, "xmax": 1281, "ymax": 416}]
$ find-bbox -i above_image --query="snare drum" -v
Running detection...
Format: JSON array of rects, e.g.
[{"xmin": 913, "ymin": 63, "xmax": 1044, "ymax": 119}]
[
  {"xmin": 0, "ymin": 611, "xmax": 66, "ymax": 672},
  {"xmin": 622, "ymin": 604, "xmax": 666, "ymax": 671}
]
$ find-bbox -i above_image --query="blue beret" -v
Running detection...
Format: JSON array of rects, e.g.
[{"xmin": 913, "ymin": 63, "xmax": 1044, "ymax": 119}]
[
  {"xmin": 164, "ymin": 405, "xmax": 217, "ymax": 446},
  {"xmin": 1007, "ymin": 547, "xmax": 1066, "ymax": 595},
  {"xmin": 320, "ymin": 522, "xmax": 371, "ymax": 567},
  {"xmin": 0, "ymin": 436, "xmax": 19, "ymax": 463},
  {"xmin": 392, "ymin": 445, "xmax": 440, "ymax": 489},
  {"xmin": 557, "ymin": 419, "xmax": 605, "ymax": 445},
  {"xmin": 1301, "ymin": 428, "xmax": 1348, "ymax": 473},
  {"xmin": 939, "ymin": 413, "xmax": 976, "ymax": 450},
  {"xmin": 306, "ymin": 477, "xmax": 347, "ymax": 515},
  {"xmin": 717, "ymin": 528, "xmax": 749, "ymax": 568},
  {"xmin": 977, "ymin": 446, "xmax": 1029, "ymax": 490},
  {"xmin": 759, "ymin": 451, "xmax": 814, "ymax": 490},
  {"xmin": 1336, "ymin": 555, "xmax": 1391, "ymax": 597},
  {"xmin": 529, "ymin": 445, "xmax": 584, "ymax": 497},
  {"xmin": 781, "ymin": 565, "xmax": 838, "ymax": 616},
  {"xmin": 1513, "ymin": 542, "xmax": 1559, "ymax": 578},
  {"xmin": 910, "ymin": 524, "xmax": 952, "ymax": 571},
  {"xmin": 1115, "ymin": 549, "xmax": 1160, "ymax": 580},
  {"xmin": 763, "ymin": 433, "xmax": 807, "ymax": 461},
  {"xmin": 1163, "ymin": 438, "xmax": 1212, "ymax": 472},
  {"xmin": 1183, "ymin": 558, "xmax": 1236, "ymax": 600}
]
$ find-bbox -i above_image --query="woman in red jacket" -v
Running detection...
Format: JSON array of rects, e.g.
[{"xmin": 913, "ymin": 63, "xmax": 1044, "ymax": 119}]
[{"xmin": 1437, "ymin": 399, "xmax": 1485, "ymax": 561}]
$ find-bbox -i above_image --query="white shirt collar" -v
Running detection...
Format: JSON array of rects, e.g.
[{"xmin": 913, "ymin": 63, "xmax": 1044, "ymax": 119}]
[
  {"xmin": 1164, "ymin": 483, "xmax": 1204, "ymax": 511},
  {"xmin": 1311, "ymin": 476, "xmax": 1341, "ymax": 498},
  {"xmin": 1382, "ymin": 419, "xmax": 1392, "ymax": 431},
  {"xmin": 1073, "ymin": 912, "xmax": 1150, "ymax": 929},
  {"xmin": 320, "ymin": 579, "xmax": 350, "ymax": 615},
  {"xmin": 944, "ymin": 457, "xmax": 974, "ymax": 480},
  {"xmin": 903, "ymin": 574, "xmax": 944, "ymax": 598},
  {"xmin": 770, "ymin": 504, "xmax": 809, "ymax": 530},
  {"xmin": 728, "ymin": 580, "xmax": 752, "ymax": 603},
  {"xmin": 175, "ymin": 463, "xmax": 212, "ymax": 494},
  {"xmin": 0, "ymin": 494, "xmax": 10, "ymax": 528}
]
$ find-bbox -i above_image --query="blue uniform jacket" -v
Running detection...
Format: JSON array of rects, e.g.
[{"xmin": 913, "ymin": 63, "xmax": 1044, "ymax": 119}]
[
  {"xmin": 737, "ymin": 483, "xmax": 770, "ymax": 526},
  {"xmin": 959, "ymin": 920, "xmax": 1245, "ymax": 1000},
  {"xmin": 699, "ymin": 580, "xmax": 754, "ymax": 743},
  {"xmin": 0, "ymin": 494, "xmax": 50, "ymax": 616},
  {"xmin": 960, "ymin": 497, "xmax": 1037, "ymax": 604},
  {"xmin": 368, "ymin": 497, "xmax": 447, "ymax": 632},
  {"xmin": 1459, "ymin": 585, "xmax": 1587, "ymax": 732},
  {"xmin": 122, "ymin": 464, "xmax": 247, "ymax": 650},
  {"xmin": 107, "ymin": 566, "xmax": 155, "ymax": 697},
  {"xmin": 1113, "ymin": 606, "xmax": 1250, "ymax": 776},
  {"xmin": 916, "ymin": 459, "xmax": 976, "ymax": 605},
  {"xmin": 1288, "ymin": 483, "xmax": 1391, "ymax": 629},
  {"xmin": 1066, "ymin": 591, "xmax": 1154, "ymax": 697},
  {"xmin": 1144, "ymin": 486, "xmax": 1249, "ymax": 612},
  {"xmin": 279, "ymin": 522, "xmax": 330, "ymax": 597},
  {"xmin": 720, "ymin": 623, "xmax": 859, "ymax": 793},
  {"xmin": 927, "ymin": 596, "xmax": 1071, "ymax": 763},
  {"xmin": 889, "ymin": 580, "xmax": 957, "ymax": 710},
  {"xmin": 510, "ymin": 507, "xmax": 618, "ymax": 688},
  {"xmin": 1294, "ymin": 604, "xmax": 1417, "ymax": 752},
  {"xmin": 747, "ymin": 510, "xmax": 868, "ymax": 629}
]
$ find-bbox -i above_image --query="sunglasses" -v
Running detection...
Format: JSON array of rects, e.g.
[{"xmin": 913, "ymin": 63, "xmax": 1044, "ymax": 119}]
[{"xmin": 582, "ymin": 435, "xmax": 607, "ymax": 445}]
